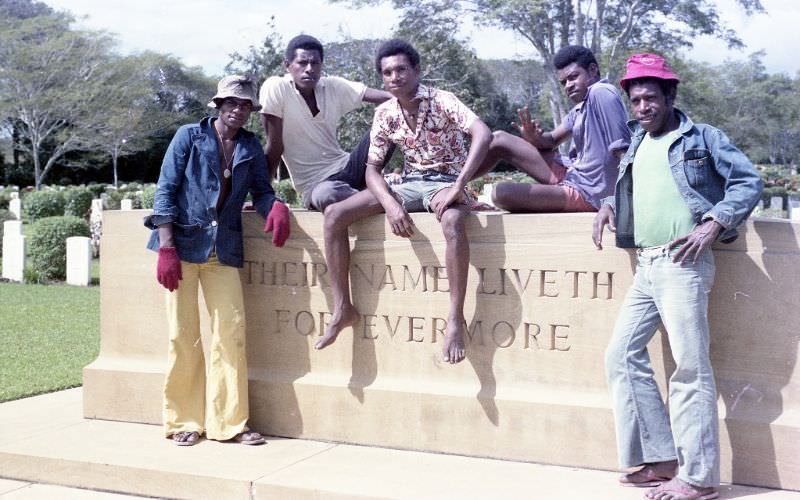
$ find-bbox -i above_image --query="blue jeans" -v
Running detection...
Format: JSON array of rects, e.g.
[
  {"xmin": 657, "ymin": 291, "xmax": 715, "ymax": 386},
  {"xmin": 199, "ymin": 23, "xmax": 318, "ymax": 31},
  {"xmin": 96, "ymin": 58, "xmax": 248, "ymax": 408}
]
[{"xmin": 605, "ymin": 245, "xmax": 719, "ymax": 487}]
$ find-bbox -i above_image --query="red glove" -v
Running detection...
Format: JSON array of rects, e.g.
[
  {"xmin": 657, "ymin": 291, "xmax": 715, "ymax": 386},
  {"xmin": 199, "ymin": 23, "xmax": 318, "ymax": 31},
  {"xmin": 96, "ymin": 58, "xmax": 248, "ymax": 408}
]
[
  {"xmin": 157, "ymin": 247, "xmax": 182, "ymax": 292},
  {"xmin": 264, "ymin": 202, "xmax": 290, "ymax": 247}
]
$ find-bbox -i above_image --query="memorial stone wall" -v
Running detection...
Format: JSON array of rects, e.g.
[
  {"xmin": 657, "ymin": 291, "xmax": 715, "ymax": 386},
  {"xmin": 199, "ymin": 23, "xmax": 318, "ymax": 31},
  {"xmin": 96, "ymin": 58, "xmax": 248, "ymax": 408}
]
[{"xmin": 83, "ymin": 210, "xmax": 800, "ymax": 491}]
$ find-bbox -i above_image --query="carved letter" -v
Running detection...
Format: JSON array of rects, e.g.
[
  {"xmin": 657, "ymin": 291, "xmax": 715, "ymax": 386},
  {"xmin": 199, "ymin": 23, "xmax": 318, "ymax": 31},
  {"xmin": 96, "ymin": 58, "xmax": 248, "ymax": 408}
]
[
  {"xmin": 432, "ymin": 266, "xmax": 450, "ymax": 292},
  {"xmin": 282, "ymin": 262, "xmax": 298, "ymax": 286},
  {"xmin": 407, "ymin": 316, "xmax": 425, "ymax": 342},
  {"xmin": 477, "ymin": 268, "xmax": 496, "ymax": 295},
  {"xmin": 243, "ymin": 260, "xmax": 258, "ymax": 285},
  {"xmin": 523, "ymin": 322, "xmax": 541, "ymax": 349},
  {"xmin": 465, "ymin": 321, "xmax": 484, "ymax": 346},
  {"xmin": 550, "ymin": 324, "xmax": 571, "ymax": 351},
  {"xmin": 592, "ymin": 272, "xmax": 614, "ymax": 299},
  {"xmin": 295, "ymin": 310, "xmax": 315, "ymax": 336},
  {"xmin": 362, "ymin": 314, "xmax": 377, "ymax": 339},
  {"xmin": 383, "ymin": 315, "xmax": 403, "ymax": 339},
  {"xmin": 353, "ymin": 263, "xmax": 375, "ymax": 288},
  {"xmin": 261, "ymin": 261, "xmax": 277, "ymax": 285},
  {"xmin": 312, "ymin": 262, "xmax": 329, "ymax": 287},
  {"xmin": 402, "ymin": 265, "xmax": 427, "ymax": 291},
  {"xmin": 539, "ymin": 270, "xmax": 558, "ymax": 297},
  {"xmin": 491, "ymin": 321, "xmax": 515, "ymax": 348},
  {"xmin": 564, "ymin": 270, "xmax": 587, "ymax": 298},
  {"xmin": 431, "ymin": 317, "xmax": 447, "ymax": 343},
  {"xmin": 299, "ymin": 262, "xmax": 309, "ymax": 286},
  {"xmin": 510, "ymin": 269, "xmax": 535, "ymax": 293},
  {"xmin": 275, "ymin": 309, "xmax": 291, "ymax": 334},
  {"xmin": 381, "ymin": 265, "xmax": 398, "ymax": 291}
]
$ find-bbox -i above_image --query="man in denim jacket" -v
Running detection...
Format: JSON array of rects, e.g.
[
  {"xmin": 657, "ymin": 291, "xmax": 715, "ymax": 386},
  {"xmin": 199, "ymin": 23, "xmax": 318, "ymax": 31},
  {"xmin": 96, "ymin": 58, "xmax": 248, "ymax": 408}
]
[
  {"xmin": 592, "ymin": 54, "xmax": 762, "ymax": 500},
  {"xmin": 144, "ymin": 76, "xmax": 290, "ymax": 447}
]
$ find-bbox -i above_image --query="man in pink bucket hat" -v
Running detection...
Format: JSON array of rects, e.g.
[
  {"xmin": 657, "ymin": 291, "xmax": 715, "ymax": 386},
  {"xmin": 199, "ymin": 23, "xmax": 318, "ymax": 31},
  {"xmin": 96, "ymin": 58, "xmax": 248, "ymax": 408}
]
[{"xmin": 593, "ymin": 54, "xmax": 762, "ymax": 500}]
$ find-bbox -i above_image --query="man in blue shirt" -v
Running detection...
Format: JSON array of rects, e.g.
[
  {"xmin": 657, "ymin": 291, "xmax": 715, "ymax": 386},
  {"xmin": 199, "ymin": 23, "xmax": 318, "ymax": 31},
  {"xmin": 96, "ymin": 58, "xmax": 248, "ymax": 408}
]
[
  {"xmin": 145, "ymin": 75, "xmax": 290, "ymax": 447},
  {"xmin": 478, "ymin": 45, "xmax": 630, "ymax": 213},
  {"xmin": 593, "ymin": 54, "xmax": 762, "ymax": 500}
]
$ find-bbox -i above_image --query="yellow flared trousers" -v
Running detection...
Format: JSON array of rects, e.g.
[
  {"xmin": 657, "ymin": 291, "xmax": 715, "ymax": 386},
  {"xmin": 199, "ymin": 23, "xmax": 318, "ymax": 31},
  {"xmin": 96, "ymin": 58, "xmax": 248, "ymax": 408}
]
[{"xmin": 162, "ymin": 256, "xmax": 250, "ymax": 440}]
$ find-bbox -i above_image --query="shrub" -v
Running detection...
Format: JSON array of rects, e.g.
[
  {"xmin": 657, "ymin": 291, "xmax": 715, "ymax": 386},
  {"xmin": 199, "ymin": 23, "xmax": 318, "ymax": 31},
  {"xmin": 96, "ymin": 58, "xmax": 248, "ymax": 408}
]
[
  {"xmin": 274, "ymin": 178, "xmax": 299, "ymax": 207},
  {"xmin": 24, "ymin": 190, "xmax": 66, "ymax": 221},
  {"xmin": 141, "ymin": 184, "xmax": 156, "ymax": 209},
  {"xmin": 28, "ymin": 216, "xmax": 90, "ymax": 281},
  {"xmin": 86, "ymin": 183, "xmax": 107, "ymax": 198},
  {"xmin": 64, "ymin": 187, "xmax": 94, "ymax": 218},
  {"xmin": 106, "ymin": 187, "xmax": 141, "ymax": 210}
]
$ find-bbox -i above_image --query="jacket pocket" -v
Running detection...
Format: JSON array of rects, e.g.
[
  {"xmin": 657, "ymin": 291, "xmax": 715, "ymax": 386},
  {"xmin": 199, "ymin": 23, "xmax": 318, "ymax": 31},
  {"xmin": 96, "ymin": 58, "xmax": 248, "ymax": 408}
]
[{"xmin": 682, "ymin": 148, "xmax": 712, "ymax": 191}]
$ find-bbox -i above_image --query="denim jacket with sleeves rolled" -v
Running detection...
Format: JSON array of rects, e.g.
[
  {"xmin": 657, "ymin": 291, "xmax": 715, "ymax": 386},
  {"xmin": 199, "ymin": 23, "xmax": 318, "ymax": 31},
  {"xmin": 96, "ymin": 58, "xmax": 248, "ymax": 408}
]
[
  {"xmin": 601, "ymin": 108, "xmax": 763, "ymax": 248},
  {"xmin": 144, "ymin": 117, "xmax": 277, "ymax": 267}
]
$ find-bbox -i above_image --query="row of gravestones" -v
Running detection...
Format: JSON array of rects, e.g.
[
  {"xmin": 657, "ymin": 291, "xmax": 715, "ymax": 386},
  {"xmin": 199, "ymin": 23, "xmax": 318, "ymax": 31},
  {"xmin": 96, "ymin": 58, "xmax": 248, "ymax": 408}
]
[
  {"xmin": 767, "ymin": 195, "xmax": 800, "ymax": 220},
  {"xmin": 1, "ymin": 198, "xmax": 135, "ymax": 285}
]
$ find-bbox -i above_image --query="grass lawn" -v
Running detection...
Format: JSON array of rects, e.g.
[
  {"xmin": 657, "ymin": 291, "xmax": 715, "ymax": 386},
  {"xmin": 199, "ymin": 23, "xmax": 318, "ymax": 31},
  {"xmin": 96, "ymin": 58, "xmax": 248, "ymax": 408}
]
[{"xmin": 0, "ymin": 281, "xmax": 100, "ymax": 402}]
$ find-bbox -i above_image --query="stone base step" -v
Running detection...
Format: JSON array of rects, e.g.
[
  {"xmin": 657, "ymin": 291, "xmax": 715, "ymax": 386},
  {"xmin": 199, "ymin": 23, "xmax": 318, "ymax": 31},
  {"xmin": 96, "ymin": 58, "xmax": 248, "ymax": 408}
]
[{"xmin": 0, "ymin": 390, "xmax": 796, "ymax": 500}]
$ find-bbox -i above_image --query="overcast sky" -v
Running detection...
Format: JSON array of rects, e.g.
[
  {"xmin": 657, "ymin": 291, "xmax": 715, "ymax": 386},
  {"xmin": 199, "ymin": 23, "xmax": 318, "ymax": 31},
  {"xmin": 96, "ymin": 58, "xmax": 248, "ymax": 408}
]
[{"xmin": 43, "ymin": 0, "xmax": 800, "ymax": 77}]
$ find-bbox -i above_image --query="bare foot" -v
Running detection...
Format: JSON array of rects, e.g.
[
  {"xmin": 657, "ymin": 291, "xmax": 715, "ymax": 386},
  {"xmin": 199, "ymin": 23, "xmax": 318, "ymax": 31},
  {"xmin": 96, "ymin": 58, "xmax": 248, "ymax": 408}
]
[
  {"xmin": 233, "ymin": 430, "xmax": 265, "ymax": 445},
  {"xmin": 619, "ymin": 460, "xmax": 677, "ymax": 487},
  {"xmin": 315, "ymin": 304, "xmax": 359, "ymax": 350},
  {"xmin": 442, "ymin": 321, "xmax": 466, "ymax": 364},
  {"xmin": 172, "ymin": 431, "xmax": 200, "ymax": 446},
  {"xmin": 645, "ymin": 477, "xmax": 718, "ymax": 500}
]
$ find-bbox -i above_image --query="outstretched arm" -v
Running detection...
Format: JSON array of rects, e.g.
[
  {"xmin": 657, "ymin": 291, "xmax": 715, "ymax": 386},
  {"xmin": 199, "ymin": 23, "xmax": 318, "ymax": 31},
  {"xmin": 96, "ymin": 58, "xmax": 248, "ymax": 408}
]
[
  {"xmin": 514, "ymin": 106, "xmax": 571, "ymax": 150},
  {"xmin": 362, "ymin": 87, "xmax": 393, "ymax": 104}
]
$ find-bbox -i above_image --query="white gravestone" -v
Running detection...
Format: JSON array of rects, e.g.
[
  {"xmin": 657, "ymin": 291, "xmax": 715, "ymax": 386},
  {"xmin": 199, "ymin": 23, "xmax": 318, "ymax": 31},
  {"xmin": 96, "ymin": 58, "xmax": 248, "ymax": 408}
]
[
  {"xmin": 90, "ymin": 199, "xmax": 103, "ymax": 257},
  {"xmin": 66, "ymin": 236, "xmax": 92, "ymax": 286},
  {"xmin": 2, "ymin": 220, "xmax": 25, "ymax": 282},
  {"xmin": 8, "ymin": 197, "xmax": 21, "ymax": 220},
  {"xmin": 770, "ymin": 196, "xmax": 783, "ymax": 210},
  {"xmin": 788, "ymin": 197, "xmax": 800, "ymax": 221},
  {"xmin": 120, "ymin": 199, "xmax": 133, "ymax": 211},
  {"xmin": 477, "ymin": 183, "xmax": 495, "ymax": 207}
]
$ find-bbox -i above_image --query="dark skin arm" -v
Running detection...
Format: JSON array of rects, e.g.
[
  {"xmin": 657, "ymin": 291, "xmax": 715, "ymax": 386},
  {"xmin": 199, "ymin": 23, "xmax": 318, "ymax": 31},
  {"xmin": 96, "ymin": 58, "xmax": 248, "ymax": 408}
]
[
  {"xmin": 260, "ymin": 113, "xmax": 284, "ymax": 179},
  {"xmin": 669, "ymin": 220, "xmax": 723, "ymax": 264},
  {"xmin": 363, "ymin": 87, "xmax": 392, "ymax": 104},
  {"xmin": 592, "ymin": 204, "xmax": 616, "ymax": 250}
]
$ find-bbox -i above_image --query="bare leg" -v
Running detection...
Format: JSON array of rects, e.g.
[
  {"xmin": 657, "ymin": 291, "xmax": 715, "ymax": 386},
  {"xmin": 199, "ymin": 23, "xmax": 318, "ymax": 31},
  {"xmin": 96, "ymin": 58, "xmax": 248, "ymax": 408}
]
[
  {"xmin": 431, "ymin": 195, "xmax": 470, "ymax": 364},
  {"xmin": 492, "ymin": 182, "xmax": 573, "ymax": 212},
  {"xmin": 473, "ymin": 131, "xmax": 560, "ymax": 183},
  {"xmin": 316, "ymin": 190, "xmax": 385, "ymax": 350}
]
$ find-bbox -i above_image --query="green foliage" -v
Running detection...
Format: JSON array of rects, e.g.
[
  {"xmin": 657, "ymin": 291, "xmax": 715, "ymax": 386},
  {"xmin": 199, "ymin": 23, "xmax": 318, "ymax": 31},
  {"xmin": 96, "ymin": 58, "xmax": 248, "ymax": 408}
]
[
  {"xmin": 86, "ymin": 183, "xmax": 106, "ymax": 198},
  {"xmin": 28, "ymin": 215, "xmax": 90, "ymax": 281},
  {"xmin": 23, "ymin": 189, "xmax": 65, "ymax": 221},
  {"xmin": 105, "ymin": 185, "xmax": 142, "ymax": 209},
  {"xmin": 64, "ymin": 187, "xmax": 94, "ymax": 218},
  {"xmin": 274, "ymin": 178, "xmax": 299, "ymax": 207},
  {"xmin": 141, "ymin": 184, "xmax": 156, "ymax": 209},
  {"xmin": 0, "ymin": 282, "xmax": 99, "ymax": 402}
]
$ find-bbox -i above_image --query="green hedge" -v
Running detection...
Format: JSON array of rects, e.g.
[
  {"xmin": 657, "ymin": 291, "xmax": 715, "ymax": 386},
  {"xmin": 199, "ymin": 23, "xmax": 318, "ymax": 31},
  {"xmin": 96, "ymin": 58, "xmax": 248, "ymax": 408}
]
[
  {"xmin": 64, "ymin": 187, "xmax": 94, "ymax": 218},
  {"xmin": 28, "ymin": 216, "xmax": 90, "ymax": 282},
  {"xmin": 274, "ymin": 178, "xmax": 299, "ymax": 207},
  {"xmin": 24, "ymin": 190, "xmax": 66, "ymax": 221},
  {"xmin": 141, "ymin": 185, "xmax": 156, "ymax": 209}
]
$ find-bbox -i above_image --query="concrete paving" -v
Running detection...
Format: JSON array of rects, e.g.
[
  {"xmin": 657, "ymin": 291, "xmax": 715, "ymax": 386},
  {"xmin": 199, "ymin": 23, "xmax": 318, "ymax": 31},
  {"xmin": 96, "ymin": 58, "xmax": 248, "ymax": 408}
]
[{"xmin": 0, "ymin": 389, "xmax": 797, "ymax": 499}]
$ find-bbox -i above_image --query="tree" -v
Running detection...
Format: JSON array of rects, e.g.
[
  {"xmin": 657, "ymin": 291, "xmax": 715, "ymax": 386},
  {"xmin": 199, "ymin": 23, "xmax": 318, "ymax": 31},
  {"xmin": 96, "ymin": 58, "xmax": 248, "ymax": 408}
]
[
  {"xmin": 96, "ymin": 53, "xmax": 215, "ymax": 186},
  {"xmin": 333, "ymin": 0, "xmax": 764, "ymax": 128},
  {"xmin": 0, "ymin": 12, "xmax": 117, "ymax": 189}
]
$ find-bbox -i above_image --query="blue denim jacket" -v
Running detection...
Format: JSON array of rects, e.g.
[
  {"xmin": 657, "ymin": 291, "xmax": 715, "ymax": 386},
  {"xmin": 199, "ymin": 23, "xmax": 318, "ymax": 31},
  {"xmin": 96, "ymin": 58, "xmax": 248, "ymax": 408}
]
[
  {"xmin": 603, "ymin": 109, "xmax": 763, "ymax": 248},
  {"xmin": 144, "ymin": 117, "xmax": 276, "ymax": 267}
]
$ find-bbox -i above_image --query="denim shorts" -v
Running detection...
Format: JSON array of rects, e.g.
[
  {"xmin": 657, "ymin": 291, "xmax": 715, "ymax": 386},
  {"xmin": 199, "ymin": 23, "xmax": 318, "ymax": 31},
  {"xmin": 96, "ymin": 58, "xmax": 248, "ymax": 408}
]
[{"xmin": 390, "ymin": 171, "xmax": 463, "ymax": 212}]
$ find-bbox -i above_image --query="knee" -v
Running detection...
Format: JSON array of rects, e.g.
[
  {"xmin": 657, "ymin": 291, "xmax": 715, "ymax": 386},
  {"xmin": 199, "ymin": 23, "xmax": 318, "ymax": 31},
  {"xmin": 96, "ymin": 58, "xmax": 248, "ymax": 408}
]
[
  {"xmin": 489, "ymin": 130, "xmax": 512, "ymax": 154},
  {"xmin": 322, "ymin": 201, "xmax": 346, "ymax": 234},
  {"xmin": 490, "ymin": 182, "xmax": 512, "ymax": 210},
  {"xmin": 440, "ymin": 210, "xmax": 465, "ymax": 241}
]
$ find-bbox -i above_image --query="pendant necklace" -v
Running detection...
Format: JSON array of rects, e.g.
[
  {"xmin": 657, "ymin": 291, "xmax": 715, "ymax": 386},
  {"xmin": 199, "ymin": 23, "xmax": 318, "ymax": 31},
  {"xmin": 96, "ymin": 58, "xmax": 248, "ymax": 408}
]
[{"xmin": 214, "ymin": 124, "xmax": 235, "ymax": 179}]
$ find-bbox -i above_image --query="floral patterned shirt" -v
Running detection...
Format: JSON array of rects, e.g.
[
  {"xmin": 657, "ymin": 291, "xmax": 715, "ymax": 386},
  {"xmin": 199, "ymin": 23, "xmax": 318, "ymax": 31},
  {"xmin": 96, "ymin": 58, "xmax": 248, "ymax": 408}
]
[{"xmin": 368, "ymin": 84, "xmax": 478, "ymax": 176}]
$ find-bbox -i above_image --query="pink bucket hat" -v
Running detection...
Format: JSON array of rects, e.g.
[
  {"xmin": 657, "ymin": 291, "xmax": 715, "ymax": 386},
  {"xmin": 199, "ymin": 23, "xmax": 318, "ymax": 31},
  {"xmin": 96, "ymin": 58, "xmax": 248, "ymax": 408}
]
[{"xmin": 619, "ymin": 53, "xmax": 679, "ymax": 91}]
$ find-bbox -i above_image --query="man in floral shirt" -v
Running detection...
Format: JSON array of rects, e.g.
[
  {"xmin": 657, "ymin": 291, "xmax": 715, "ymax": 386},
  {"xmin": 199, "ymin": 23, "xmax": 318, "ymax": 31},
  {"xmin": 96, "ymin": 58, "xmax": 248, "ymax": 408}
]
[{"xmin": 363, "ymin": 39, "xmax": 492, "ymax": 364}]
